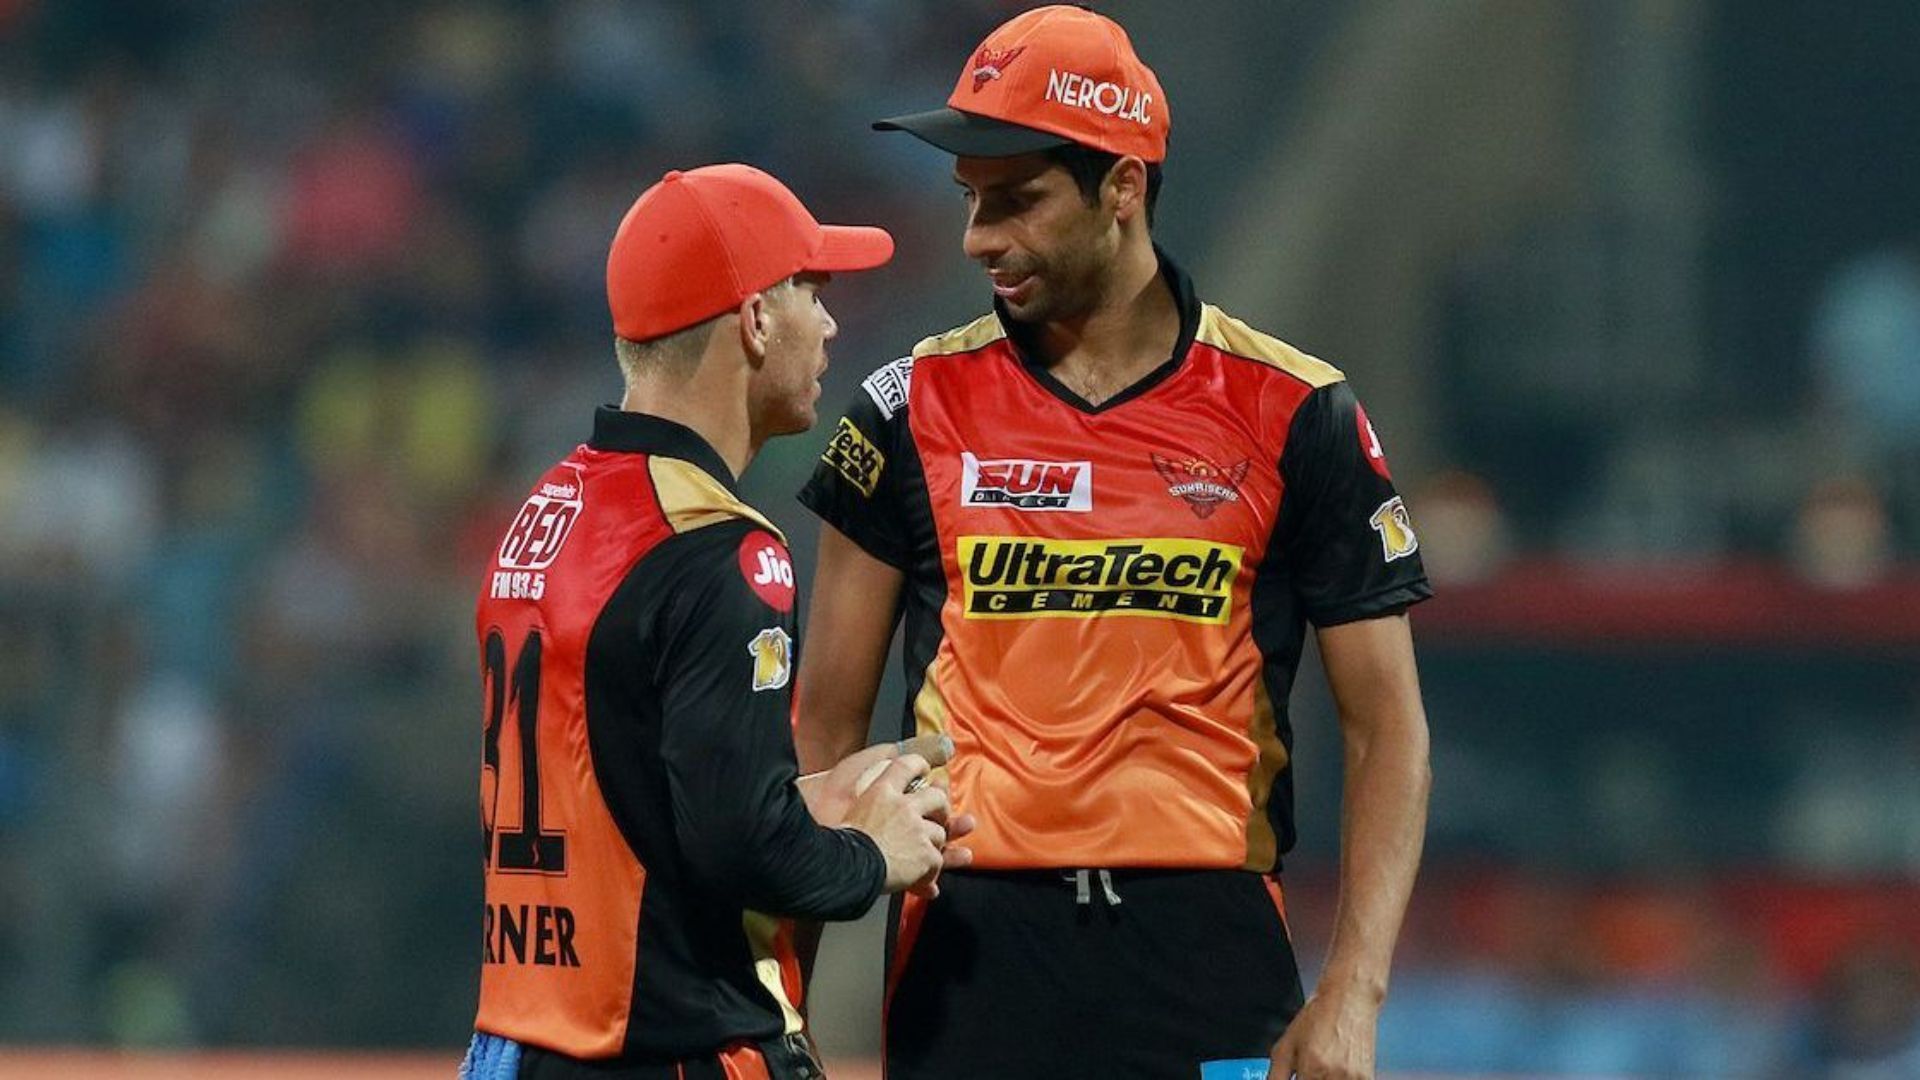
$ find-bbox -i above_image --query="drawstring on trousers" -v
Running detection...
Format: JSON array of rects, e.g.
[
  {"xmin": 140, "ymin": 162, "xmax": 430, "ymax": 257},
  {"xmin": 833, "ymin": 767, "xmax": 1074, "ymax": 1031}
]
[{"xmin": 1063, "ymin": 868, "xmax": 1123, "ymax": 906}]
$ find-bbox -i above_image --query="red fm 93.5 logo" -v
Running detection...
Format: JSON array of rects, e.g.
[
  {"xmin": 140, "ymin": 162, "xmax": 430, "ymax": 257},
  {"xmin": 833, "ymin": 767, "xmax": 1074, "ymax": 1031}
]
[{"xmin": 498, "ymin": 479, "xmax": 583, "ymax": 571}]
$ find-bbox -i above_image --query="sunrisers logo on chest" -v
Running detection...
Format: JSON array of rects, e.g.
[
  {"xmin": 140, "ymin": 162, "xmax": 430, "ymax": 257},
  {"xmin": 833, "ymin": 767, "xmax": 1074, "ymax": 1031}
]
[{"xmin": 958, "ymin": 536, "xmax": 1241, "ymax": 624}]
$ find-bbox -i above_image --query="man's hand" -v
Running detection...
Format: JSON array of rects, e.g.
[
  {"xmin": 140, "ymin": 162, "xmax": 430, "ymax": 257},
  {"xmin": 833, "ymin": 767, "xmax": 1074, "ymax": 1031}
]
[
  {"xmin": 840, "ymin": 754, "xmax": 973, "ymax": 895},
  {"xmin": 1267, "ymin": 984, "xmax": 1381, "ymax": 1079},
  {"xmin": 798, "ymin": 734, "xmax": 954, "ymax": 825}
]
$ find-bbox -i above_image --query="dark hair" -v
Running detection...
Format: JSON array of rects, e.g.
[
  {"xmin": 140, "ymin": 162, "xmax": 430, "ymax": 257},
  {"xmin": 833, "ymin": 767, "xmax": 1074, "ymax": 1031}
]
[{"xmin": 1044, "ymin": 144, "xmax": 1163, "ymax": 227}]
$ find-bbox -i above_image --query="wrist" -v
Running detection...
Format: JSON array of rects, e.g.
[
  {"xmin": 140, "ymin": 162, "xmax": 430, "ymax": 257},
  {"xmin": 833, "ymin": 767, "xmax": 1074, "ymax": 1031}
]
[{"xmin": 1314, "ymin": 968, "xmax": 1389, "ymax": 1007}]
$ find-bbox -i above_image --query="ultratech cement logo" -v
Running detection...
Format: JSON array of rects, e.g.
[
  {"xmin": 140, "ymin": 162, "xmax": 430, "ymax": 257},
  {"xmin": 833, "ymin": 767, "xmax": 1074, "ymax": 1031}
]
[
  {"xmin": 821, "ymin": 417, "xmax": 884, "ymax": 497},
  {"xmin": 958, "ymin": 536, "xmax": 1242, "ymax": 624},
  {"xmin": 961, "ymin": 453, "xmax": 1092, "ymax": 512}
]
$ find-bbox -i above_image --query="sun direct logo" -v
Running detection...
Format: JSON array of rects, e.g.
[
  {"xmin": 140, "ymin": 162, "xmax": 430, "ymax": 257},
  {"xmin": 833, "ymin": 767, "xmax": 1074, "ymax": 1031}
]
[
  {"xmin": 959, "ymin": 536, "xmax": 1242, "ymax": 624},
  {"xmin": 961, "ymin": 453, "xmax": 1092, "ymax": 512}
]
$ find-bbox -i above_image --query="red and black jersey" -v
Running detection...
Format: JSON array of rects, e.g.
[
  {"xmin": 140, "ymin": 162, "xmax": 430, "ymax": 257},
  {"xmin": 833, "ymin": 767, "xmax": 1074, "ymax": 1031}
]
[
  {"xmin": 473, "ymin": 408, "xmax": 883, "ymax": 1065},
  {"xmin": 800, "ymin": 250, "xmax": 1431, "ymax": 873}
]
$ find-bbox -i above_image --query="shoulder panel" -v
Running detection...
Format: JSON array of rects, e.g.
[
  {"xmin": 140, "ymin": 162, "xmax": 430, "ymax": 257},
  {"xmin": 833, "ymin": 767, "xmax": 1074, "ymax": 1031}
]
[
  {"xmin": 1196, "ymin": 304, "xmax": 1345, "ymax": 388},
  {"xmin": 910, "ymin": 313, "xmax": 1006, "ymax": 359},
  {"xmin": 648, "ymin": 457, "xmax": 785, "ymax": 541}
]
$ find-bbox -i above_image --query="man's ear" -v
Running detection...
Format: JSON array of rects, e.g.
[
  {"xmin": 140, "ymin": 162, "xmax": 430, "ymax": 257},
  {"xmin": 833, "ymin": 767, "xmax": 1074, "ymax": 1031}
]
[
  {"xmin": 737, "ymin": 291, "xmax": 771, "ymax": 364},
  {"xmin": 1106, "ymin": 156, "xmax": 1148, "ymax": 224}
]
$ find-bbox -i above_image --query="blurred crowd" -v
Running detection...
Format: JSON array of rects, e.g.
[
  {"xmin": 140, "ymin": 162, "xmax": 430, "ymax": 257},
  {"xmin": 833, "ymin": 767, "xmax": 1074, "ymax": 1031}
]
[
  {"xmin": 0, "ymin": 0, "xmax": 1012, "ymax": 1048},
  {"xmin": 1, "ymin": 0, "xmax": 1917, "ymax": 1074}
]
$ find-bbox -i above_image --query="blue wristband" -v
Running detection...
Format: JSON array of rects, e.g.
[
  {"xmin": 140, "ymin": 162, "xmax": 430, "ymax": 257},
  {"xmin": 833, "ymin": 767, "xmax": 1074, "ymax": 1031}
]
[{"xmin": 1200, "ymin": 1060, "xmax": 1270, "ymax": 1080}]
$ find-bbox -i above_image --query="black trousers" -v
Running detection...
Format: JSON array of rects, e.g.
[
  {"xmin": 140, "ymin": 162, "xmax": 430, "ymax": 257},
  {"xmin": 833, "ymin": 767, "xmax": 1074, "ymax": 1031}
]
[{"xmin": 885, "ymin": 869, "xmax": 1305, "ymax": 1079}]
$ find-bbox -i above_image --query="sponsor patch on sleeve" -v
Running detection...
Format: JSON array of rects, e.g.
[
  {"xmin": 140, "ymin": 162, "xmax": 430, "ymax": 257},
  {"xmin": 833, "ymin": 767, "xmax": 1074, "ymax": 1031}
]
[
  {"xmin": 747, "ymin": 627, "xmax": 792, "ymax": 692},
  {"xmin": 1369, "ymin": 496, "xmax": 1419, "ymax": 562},
  {"xmin": 820, "ymin": 416, "xmax": 885, "ymax": 497},
  {"xmin": 861, "ymin": 356, "xmax": 914, "ymax": 420},
  {"xmin": 737, "ymin": 530, "xmax": 795, "ymax": 613},
  {"xmin": 1356, "ymin": 403, "xmax": 1392, "ymax": 481}
]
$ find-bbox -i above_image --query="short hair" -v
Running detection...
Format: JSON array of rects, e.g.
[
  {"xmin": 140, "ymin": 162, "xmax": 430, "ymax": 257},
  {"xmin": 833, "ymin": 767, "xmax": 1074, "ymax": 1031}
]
[
  {"xmin": 612, "ymin": 279, "xmax": 800, "ymax": 383},
  {"xmin": 615, "ymin": 319, "xmax": 714, "ymax": 383},
  {"xmin": 1044, "ymin": 144, "xmax": 1163, "ymax": 227}
]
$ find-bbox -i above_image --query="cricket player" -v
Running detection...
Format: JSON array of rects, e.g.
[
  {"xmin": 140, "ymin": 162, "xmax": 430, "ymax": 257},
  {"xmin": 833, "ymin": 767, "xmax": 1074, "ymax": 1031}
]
[
  {"xmin": 463, "ymin": 163, "xmax": 971, "ymax": 1080},
  {"xmin": 796, "ymin": 8, "xmax": 1433, "ymax": 1078}
]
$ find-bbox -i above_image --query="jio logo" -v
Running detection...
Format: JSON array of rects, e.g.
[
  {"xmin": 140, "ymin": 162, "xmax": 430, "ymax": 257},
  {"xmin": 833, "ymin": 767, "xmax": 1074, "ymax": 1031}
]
[
  {"xmin": 752, "ymin": 546, "xmax": 794, "ymax": 588},
  {"xmin": 738, "ymin": 531, "xmax": 796, "ymax": 613}
]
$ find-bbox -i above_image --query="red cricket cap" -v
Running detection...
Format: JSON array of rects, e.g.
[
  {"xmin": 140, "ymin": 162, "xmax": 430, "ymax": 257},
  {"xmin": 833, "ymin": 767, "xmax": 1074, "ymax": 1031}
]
[
  {"xmin": 606, "ymin": 163, "xmax": 895, "ymax": 342},
  {"xmin": 874, "ymin": 5, "xmax": 1169, "ymax": 163}
]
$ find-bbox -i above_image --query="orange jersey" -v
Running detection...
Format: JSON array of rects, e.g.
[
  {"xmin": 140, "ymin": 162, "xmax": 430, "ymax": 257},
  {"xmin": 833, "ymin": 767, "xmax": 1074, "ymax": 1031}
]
[
  {"xmin": 801, "ymin": 252, "xmax": 1430, "ymax": 871},
  {"xmin": 474, "ymin": 408, "xmax": 881, "ymax": 1063}
]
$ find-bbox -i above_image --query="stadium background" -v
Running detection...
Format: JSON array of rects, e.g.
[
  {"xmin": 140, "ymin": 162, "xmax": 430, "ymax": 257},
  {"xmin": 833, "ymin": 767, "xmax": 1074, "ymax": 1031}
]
[{"xmin": 3, "ymin": 0, "xmax": 1918, "ymax": 1076}]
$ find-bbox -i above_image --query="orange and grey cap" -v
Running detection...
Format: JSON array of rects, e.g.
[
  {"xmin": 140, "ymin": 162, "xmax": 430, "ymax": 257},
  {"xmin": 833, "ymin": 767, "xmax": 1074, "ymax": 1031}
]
[
  {"xmin": 606, "ymin": 163, "xmax": 895, "ymax": 342},
  {"xmin": 874, "ymin": 5, "xmax": 1169, "ymax": 163}
]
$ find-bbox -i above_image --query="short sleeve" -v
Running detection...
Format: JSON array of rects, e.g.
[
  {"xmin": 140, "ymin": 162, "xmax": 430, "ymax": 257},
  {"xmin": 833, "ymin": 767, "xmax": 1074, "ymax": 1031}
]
[
  {"xmin": 1277, "ymin": 381, "xmax": 1434, "ymax": 626},
  {"xmin": 797, "ymin": 357, "xmax": 913, "ymax": 569}
]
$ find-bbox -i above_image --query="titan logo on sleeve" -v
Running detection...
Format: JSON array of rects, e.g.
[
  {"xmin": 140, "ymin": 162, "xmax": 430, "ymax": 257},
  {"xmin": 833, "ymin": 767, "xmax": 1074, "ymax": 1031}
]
[
  {"xmin": 961, "ymin": 453, "xmax": 1092, "ymax": 511},
  {"xmin": 958, "ymin": 536, "xmax": 1241, "ymax": 624},
  {"xmin": 1369, "ymin": 497, "xmax": 1419, "ymax": 562},
  {"xmin": 821, "ymin": 417, "xmax": 885, "ymax": 497},
  {"xmin": 747, "ymin": 627, "xmax": 793, "ymax": 692}
]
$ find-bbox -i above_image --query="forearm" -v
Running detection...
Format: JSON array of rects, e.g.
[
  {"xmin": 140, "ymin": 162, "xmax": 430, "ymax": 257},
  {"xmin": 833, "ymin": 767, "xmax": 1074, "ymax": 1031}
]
[
  {"xmin": 1320, "ymin": 709, "xmax": 1429, "ymax": 1000},
  {"xmin": 794, "ymin": 527, "xmax": 903, "ymax": 772},
  {"xmin": 794, "ymin": 696, "xmax": 872, "ymax": 774},
  {"xmin": 684, "ymin": 794, "xmax": 885, "ymax": 921}
]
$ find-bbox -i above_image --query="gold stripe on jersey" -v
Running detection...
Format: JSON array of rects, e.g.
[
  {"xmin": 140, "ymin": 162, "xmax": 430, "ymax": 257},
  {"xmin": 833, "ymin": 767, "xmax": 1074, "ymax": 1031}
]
[
  {"xmin": 911, "ymin": 661, "xmax": 952, "ymax": 740},
  {"xmin": 906, "ymin": 661, "xmax": 952, "ymax": 787},
  {"xmin": 910, "ymin": 656, "xmax": 954, "ymax": 786},
  {"xmin": 1195, "ymin": 305, "xmax": 1345, "ymax": 389},
  {"xmin": 1243, "ymin": 677, "xmax": 1290, "ymax": 870},
  {"xmin": 912, "ymin": 313, "xmax": 1006, "ymax": 359},
  {"xmin": 648, "ymin": 457, "xmax": 785, "ymax": 540},
  {"xmin": 741, "ymin": 912, "xmax": 804, "ymax": 1036}
]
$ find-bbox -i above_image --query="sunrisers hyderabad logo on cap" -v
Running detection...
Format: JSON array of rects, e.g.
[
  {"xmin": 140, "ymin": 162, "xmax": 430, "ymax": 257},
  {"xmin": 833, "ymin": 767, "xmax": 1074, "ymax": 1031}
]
[
  {"xmin": 971, "ymin": 45, "xmax": 1026, "ymax": 91},
  {"xmin": 1151, "ymin": 454, "xmax": 1250, "ymax": 520},
  {"xmin": 737, "ymin": 531, "xmax": 795, "ymax": 613}
]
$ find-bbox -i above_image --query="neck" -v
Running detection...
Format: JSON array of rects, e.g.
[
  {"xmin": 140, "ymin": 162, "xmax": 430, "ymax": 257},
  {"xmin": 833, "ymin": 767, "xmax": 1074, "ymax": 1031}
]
[
  {"xmin": 1035, "ymin": 237, "xmax": 1176, "ymax": 376},
  {"xmin": 620, "ymin": 374, "xmax": 754, "ymax": 481}
]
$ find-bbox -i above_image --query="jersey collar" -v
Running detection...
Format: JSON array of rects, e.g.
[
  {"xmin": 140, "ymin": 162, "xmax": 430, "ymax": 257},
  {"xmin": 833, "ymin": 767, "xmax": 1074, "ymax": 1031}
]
[
  {"xmin": 589, "ymin": 406, "xmax": 739, "ymax": 494},
  {"xmin": 994, "ymin": 244, "xmax": 1201, "ymax": 415}
]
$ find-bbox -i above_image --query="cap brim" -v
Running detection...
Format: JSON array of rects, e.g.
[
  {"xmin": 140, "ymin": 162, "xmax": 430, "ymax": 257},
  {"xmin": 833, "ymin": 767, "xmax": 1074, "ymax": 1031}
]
[
  {"xmin": 808, "ymin": 224, "xmax": 895, "ymax": 272},
  {"xmin": 872, "ymin": 108, "xmax": 1073, "ymax": 157}
]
